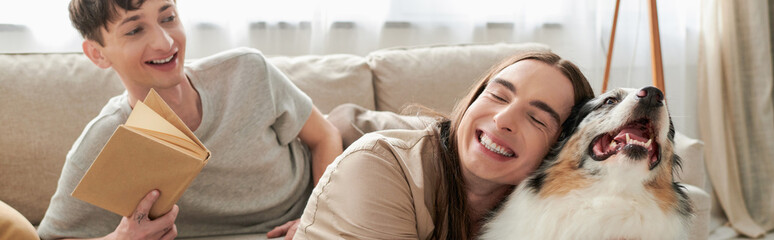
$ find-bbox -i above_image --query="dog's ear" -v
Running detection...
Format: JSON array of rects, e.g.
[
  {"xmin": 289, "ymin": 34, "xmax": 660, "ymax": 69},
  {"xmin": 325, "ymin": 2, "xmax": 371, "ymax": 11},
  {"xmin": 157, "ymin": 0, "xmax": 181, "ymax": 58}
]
[
  {"xmin": 541, "ymin": 99, "xmax": 594, "ymax": 163},
  {"xmin": 557, "ymin": 99, "xmax": 594, "ymax": 143},
  {"xmin": 528, "ymin": 99, "xmax": 594, "ymax": 193}
]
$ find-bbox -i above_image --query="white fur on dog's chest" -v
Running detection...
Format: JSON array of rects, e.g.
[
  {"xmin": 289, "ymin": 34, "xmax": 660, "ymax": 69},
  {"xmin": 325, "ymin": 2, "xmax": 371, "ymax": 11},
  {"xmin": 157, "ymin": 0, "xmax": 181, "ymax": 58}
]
[{"xmin": 481, "ymin": 180, "xmax": 687, "ymax": 240}]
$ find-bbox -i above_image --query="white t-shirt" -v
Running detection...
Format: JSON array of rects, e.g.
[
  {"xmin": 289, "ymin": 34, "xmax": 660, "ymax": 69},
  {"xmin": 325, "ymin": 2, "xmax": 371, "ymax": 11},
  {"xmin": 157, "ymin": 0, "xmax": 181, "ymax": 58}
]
[{"xmin": 37, "ymin": 47, "xmax": 314, "ymax": 239}]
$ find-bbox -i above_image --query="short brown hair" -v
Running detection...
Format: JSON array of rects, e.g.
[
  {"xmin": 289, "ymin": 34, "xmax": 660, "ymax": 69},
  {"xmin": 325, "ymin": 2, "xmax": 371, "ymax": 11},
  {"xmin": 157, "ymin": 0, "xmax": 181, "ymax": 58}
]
[
  {"xmin": 430, "ymin": 51, "xmax": 595, "ymax": 239},
  {"xmin": 68, "ymin": 0, "xmax": 149, "ymax": 46}
]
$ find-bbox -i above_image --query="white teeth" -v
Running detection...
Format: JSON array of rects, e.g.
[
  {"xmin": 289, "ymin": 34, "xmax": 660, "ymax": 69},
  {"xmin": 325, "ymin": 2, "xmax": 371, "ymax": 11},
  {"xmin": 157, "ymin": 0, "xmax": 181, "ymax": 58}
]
[
  {"xmin": 149, "ymin": 54, "xmax": 174, "ymax": 64},
  {"xmin": 480, "ymin": 134, "xmax": 514, "ymax": 157},
  {"xmin": 610, "ymin": 140, "xmax": 618, "ymax": 149},
  {"xmin": 624, "ymin": 135, "xmax": 653, "ymax": 148}
]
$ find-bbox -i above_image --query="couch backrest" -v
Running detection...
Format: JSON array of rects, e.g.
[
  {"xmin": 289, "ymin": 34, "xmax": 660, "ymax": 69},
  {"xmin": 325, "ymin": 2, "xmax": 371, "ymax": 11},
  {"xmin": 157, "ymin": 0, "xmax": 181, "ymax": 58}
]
[
  {"xmin": 0, "ymin": 53, "xmax": 124, "ymax": 225},
  {"xmin": 269, "ymin": 54, "xmax": 375, "ymax": 112},
  {"xmin": 367, "ymin": 43, "xmax": 550, "ymax": 114}
]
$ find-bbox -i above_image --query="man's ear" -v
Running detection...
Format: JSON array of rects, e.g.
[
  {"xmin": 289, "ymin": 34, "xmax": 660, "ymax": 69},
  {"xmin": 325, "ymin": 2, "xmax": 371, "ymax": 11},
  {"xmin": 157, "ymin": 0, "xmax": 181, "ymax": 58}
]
[{"xmin": 82, "ymin": 40, "xmax": 112, "ymax": 69}]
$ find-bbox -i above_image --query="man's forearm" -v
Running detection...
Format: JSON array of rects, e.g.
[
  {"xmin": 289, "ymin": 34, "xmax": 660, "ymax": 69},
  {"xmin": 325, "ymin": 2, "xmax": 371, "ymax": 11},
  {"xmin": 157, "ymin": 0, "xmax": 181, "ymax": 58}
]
[
  {"xmin": 309, "ymin": 133, "xmax": 342, "ymax": 186},
  {"xmin": 297, "ymin": 107, "xmax": 343, "ymax": 186}
]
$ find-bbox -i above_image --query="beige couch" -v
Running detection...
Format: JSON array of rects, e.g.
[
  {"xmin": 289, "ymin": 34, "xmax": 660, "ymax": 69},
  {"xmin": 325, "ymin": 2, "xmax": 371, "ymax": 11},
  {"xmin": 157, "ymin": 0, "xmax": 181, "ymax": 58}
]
[{"xmin": 0, "ymin": 42, "xmax": 710, "ymax": 239}]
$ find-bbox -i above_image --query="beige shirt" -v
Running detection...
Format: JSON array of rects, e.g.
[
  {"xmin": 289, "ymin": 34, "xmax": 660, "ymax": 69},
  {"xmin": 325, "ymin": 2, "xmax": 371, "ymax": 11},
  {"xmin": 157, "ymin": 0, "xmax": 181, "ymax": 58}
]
[{"xmin": 295, "ymin": 126, "xmax": 443, "ymax": 239}]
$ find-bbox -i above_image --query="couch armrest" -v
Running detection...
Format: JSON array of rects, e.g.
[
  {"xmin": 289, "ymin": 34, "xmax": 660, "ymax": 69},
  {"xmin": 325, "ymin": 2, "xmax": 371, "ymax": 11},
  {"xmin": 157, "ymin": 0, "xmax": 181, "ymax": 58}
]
[{"xmin": 682, "ymin": 183, "xmax": 711, "ymax": 240}]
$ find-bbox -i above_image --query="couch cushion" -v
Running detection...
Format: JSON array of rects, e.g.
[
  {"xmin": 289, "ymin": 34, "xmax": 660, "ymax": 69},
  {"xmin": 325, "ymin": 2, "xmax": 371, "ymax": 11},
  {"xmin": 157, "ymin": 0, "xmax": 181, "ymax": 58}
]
[
  {"xmin": 367, "ymin": 42, "xmax": 550, "ymax": 114},
  {"xmin": 269, "ymin": 54, "xmax": 374, "ymax": 113},
  {"xmin": 0, "ymin": 53, "xmax": 125, "ymax": 225},
  {"xmin": 671, "ymin": 132, "xmax": 711, "ymax": 240},
  {"xmin": 326, "ymin": 103, "xmax": 437, "ymax": 149},
  {"xmin": 673, "ymin": 131, "xmax": 707, "ymax": 190}
]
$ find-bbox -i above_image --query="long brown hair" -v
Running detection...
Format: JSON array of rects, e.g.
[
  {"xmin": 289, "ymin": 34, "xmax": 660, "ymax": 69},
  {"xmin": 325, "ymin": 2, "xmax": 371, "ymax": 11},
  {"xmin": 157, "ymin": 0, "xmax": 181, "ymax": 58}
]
[{"xmin": 429, "ymin": 51, "xmax": 594, "ymax": 239}]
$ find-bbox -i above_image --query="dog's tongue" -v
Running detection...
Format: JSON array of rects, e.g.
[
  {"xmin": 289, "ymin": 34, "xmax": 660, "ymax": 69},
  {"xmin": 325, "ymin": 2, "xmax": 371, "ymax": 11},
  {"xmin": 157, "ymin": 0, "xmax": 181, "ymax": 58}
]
[{"xmin": 615, "ymin": 125, "xmax": 649, "ymax": 143}]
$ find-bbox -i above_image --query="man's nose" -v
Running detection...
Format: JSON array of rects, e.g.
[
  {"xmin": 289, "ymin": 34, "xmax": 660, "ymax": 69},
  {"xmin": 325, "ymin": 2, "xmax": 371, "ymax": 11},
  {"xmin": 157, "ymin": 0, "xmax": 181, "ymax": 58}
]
[
  {"xmin": 150, "ymin": 27, "xmax": 174, "ymax": 51},
  {"xmin": 636, "ymin": 86, "xmax": 664, "ymax": 107},
  {"xmin": 493, "ymin": 106, "xmax": 518, "ymax": 132}
]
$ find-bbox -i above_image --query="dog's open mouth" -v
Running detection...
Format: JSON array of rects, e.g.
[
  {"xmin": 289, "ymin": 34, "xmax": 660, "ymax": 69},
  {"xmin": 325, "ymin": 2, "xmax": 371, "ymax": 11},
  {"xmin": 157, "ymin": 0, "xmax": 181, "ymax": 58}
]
[{"xmin": 588, "ymin": 118, "xmax": 661, "ymax": 169}]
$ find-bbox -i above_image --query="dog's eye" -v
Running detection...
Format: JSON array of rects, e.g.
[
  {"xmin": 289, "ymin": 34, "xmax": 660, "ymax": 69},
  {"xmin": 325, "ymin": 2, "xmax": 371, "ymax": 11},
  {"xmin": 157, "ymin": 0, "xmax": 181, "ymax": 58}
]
[{"xmin": 604, "ymin": 97, "xmax": 619, "ymax": 105}]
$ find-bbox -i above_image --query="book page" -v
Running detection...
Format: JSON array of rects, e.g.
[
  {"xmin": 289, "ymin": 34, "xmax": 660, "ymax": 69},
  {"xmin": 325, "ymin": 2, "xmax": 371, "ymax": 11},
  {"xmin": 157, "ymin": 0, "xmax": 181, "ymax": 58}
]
[
  {"xmin": 137, "ymin": 129, "xmax": 207, "ymax": 159},
  {"xmin": 142, "ymin": 89, "xmax": 206, "ymax": 151},
  {"xmin": 123, "ymin": 127, "xmax": 207, "ymax": 160},
  {"xmin": 126, "ymin": 101, "xmax": 199, "ymax": 152}
]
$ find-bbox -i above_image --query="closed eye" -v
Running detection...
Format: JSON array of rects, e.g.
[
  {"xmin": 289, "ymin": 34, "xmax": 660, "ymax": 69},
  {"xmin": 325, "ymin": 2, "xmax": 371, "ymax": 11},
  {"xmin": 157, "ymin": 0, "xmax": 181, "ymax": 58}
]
[
  {"xmin": 492, "ymin": 94, "xmax": 506, "ymax": 102},
  {"xmin": 486, "ymin": 90, "xmax": 507, "ymax": 103},
  {"xmin": 530, "ymin": 115, "xmax": 546, "ymax": 127}
]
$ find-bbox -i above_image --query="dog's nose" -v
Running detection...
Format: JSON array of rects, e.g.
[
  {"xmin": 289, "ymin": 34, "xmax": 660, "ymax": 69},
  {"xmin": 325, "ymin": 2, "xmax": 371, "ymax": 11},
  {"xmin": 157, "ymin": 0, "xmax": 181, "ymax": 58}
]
[{"xmin": 637, "ymin": 86, "xmax": 664, "ymax": 107}]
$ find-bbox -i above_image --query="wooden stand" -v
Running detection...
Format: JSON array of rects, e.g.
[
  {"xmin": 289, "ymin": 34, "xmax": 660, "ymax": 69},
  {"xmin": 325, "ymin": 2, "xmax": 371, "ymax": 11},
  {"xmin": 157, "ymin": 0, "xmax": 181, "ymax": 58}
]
[{"xmin": 602, "ymin": 0, "xmax": 665, "ymax": 93}]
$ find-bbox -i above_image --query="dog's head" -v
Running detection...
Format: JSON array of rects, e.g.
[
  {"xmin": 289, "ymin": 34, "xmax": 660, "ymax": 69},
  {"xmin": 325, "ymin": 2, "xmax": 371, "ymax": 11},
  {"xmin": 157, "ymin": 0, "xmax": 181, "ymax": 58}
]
[
  {"xmin": 529, "ymin": 86, "xmax": 682, "ymax": 193},
  {"xmin": 487, "ymin": 87, "xmax": 693, "ymax": 240},
  {"xmin": 580, "ymin": 86, "xmax": 676, "ymax": 174}
]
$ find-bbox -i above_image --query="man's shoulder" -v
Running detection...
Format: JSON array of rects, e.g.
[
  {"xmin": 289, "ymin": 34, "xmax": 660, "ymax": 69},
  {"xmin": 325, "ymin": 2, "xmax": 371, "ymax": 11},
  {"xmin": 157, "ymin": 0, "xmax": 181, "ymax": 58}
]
[
  {"xmin": 85, "ymin": 94, "xmax": 128, "ymax": 133},
  {"xmin": 66, "ymin": 94, "xmax": 130, "ymax": 168},
  {"xmin": 187, "ymin": 47, "xmax": 267, "ymax": 71},
  {"xmin": 348, "ymin": 126, "xmax": 438, "ymax": 157}
]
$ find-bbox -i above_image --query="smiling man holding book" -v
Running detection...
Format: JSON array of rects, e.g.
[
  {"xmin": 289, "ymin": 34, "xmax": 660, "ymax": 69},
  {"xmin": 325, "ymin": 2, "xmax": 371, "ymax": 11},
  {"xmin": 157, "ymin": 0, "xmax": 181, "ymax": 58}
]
[{"xmin": 36, "ymin": 0, "xmax": 342, "ymax": 239}]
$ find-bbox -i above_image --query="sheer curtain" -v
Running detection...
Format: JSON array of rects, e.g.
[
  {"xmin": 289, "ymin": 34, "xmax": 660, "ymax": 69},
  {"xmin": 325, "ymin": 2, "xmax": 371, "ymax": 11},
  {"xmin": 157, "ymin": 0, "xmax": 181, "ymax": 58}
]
[{"xmin": 698, "ymin": 0, "xmax": 774, "ymax": 238}]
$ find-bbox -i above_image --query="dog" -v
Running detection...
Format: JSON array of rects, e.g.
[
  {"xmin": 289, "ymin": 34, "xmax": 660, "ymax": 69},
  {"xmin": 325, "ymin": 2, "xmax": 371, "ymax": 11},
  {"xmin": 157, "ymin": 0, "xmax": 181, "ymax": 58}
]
[{"xmin": 480, "ymin": 87, "xmax": 693, "ymax": 240}]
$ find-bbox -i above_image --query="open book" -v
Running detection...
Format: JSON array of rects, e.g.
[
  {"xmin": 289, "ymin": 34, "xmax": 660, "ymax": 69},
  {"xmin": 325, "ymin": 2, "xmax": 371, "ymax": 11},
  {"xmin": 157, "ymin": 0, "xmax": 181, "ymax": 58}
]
[{"xmin": 72, "ymin": 89, "xmax": 210, "ymax": 219}]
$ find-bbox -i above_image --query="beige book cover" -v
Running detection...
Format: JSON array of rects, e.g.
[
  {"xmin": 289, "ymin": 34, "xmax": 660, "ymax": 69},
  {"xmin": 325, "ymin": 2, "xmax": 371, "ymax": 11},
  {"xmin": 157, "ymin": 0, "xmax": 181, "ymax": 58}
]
[{"xmin": 72, "ymin": 89, "xmax": 210, "ymax": 219}]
